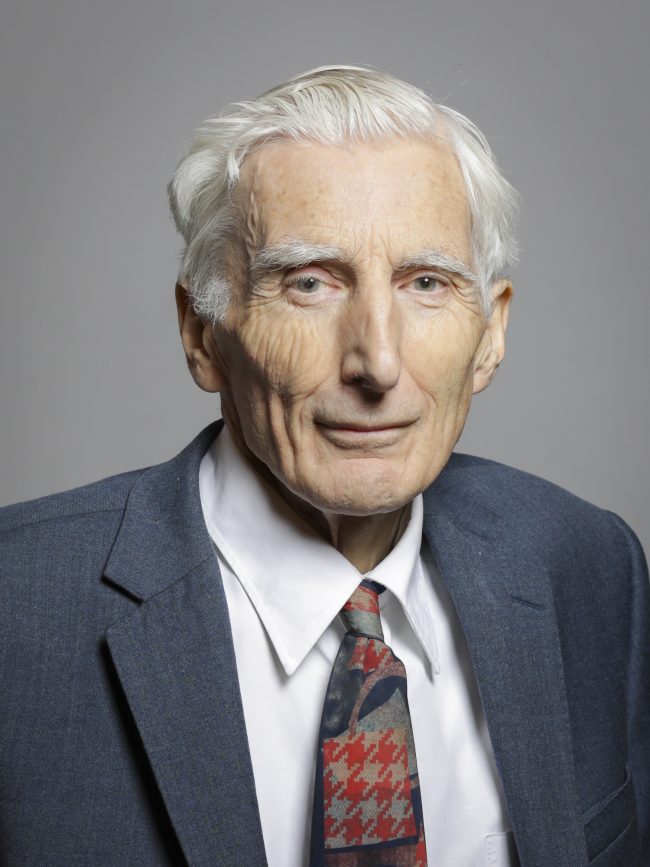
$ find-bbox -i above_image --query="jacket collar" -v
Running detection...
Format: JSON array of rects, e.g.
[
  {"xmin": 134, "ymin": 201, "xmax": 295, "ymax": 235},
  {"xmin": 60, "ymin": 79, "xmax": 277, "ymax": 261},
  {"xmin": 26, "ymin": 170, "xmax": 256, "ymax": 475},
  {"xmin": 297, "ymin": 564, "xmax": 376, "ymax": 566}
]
[{"xmin": 103, "ymin": 421, "xmax": 222, "ymax": 600}]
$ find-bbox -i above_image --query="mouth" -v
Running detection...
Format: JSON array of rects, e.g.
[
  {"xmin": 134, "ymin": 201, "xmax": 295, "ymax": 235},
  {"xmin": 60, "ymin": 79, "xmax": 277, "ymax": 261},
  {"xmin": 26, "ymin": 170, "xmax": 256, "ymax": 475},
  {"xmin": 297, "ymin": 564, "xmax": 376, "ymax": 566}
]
[
  {"xmin": 317, "ymin": 418, "xmax": 416, "ymax": 431},
  {"xmin": 315, "ymin": 418, "xmax": 416, "ymax": 447}
]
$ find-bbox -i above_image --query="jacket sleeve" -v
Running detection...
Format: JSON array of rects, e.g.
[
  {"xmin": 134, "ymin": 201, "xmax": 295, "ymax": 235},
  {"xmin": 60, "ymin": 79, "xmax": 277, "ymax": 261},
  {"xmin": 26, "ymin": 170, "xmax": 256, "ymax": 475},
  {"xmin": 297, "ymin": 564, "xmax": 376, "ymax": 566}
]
[{"xmin": 608, "ymin": 511, "xmax": 650, "ymax": 853}]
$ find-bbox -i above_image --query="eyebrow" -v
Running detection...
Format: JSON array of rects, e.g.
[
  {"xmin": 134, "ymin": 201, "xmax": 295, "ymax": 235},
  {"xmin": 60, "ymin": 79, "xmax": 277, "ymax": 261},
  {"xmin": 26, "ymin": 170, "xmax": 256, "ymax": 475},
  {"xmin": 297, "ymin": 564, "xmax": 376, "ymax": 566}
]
[
  {"xmin": 249, "ymin": 239, "xmax": 478, "ymax": 284},
  {"xmin": 250, "ymin": 241, "xmax": 349, "ymax": 276},
  {"xmin": 393, "ymin": 251, "xmax": 478, "ymax": 284}
]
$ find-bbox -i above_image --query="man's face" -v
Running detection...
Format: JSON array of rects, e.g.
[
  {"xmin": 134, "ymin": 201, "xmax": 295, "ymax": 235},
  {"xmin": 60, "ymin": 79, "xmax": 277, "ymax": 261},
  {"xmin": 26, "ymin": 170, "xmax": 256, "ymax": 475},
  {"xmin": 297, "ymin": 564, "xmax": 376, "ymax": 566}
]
[{"xmin": 198, "ymin": 136, "xmax": 511, "ymax": 516}]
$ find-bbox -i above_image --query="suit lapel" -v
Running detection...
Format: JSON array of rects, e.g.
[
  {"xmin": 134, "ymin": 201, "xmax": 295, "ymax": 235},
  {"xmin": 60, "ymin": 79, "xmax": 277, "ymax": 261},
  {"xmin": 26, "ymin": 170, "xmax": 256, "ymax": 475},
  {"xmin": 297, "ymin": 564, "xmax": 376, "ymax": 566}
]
[
  {"xmin": 422, "ymin": 469, "xmax": 589, "ymax": 866},
  {"xmin": 103, "ymin": 421, "xmax": 267, "ymax": 866}
]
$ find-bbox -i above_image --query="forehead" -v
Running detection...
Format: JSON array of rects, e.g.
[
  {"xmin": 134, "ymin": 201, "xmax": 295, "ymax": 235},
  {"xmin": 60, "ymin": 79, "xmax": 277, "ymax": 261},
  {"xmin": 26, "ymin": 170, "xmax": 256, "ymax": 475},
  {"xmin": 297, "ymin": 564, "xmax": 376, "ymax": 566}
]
[{"xmin": 235, "ymin": 135, "xmax": 472, "ymax": 265}]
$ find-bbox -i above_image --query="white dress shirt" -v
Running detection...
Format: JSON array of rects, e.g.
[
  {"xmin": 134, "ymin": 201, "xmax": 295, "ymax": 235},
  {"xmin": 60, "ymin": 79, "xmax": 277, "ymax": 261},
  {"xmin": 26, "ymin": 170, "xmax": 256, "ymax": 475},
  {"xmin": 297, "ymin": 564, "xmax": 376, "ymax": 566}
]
[{"xmin": 199, "ymin": 425, "xmax": 516, "ymax": 867}]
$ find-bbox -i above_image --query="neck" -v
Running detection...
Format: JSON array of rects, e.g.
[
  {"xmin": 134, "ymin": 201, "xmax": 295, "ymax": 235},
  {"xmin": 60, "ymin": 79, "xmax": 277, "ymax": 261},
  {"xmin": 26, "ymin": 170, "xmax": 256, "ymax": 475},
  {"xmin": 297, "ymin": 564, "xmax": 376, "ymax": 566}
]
[
  {"xmin": 318, "ymin": 507, "xmax": 410, "ymax": 573},
  {"xmin": 277, "ymin": 485, "xmax": 409, "ymax": 574}
]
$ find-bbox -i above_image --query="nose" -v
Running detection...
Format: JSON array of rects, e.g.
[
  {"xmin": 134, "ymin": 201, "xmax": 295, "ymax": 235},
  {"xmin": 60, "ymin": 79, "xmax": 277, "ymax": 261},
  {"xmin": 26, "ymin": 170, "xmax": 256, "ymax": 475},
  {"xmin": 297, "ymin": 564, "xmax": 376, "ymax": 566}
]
[{"xmin": 340, "ymin": 286, "xmax": 402, "ymax": 393}]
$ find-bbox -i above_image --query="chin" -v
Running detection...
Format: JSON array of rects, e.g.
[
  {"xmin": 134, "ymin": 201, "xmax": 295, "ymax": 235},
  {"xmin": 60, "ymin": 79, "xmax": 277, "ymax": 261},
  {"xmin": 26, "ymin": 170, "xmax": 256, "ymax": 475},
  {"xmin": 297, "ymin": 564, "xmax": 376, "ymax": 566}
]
[{"xmin": 297, "ymin": 468, "xmax": 420, "ymax": 517}]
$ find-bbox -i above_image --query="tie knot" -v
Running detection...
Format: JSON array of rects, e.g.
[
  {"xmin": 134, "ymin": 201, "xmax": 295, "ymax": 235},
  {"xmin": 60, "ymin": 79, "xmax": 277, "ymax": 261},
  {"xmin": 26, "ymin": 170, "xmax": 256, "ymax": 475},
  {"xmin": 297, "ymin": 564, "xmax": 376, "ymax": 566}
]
[{"xmin": 340, "ymin": 579, "xmax": 384, "ymax": 640}]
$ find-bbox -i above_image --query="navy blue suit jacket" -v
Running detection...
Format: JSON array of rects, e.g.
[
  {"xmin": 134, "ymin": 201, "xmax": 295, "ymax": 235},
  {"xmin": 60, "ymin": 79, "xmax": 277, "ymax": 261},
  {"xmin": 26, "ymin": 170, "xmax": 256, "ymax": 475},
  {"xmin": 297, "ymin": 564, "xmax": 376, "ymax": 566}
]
[{"xmin": 1, "ymin": 421, "xmax": 648, "ymax": 866}]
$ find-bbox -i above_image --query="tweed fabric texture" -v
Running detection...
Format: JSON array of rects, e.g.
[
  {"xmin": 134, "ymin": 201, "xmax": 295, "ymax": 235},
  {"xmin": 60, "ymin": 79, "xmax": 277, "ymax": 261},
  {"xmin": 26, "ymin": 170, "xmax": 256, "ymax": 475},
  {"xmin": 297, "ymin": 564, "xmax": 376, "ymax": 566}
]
[{"xmin": 311, "ymin": 580, "xmax": 428, "ymax": 866}]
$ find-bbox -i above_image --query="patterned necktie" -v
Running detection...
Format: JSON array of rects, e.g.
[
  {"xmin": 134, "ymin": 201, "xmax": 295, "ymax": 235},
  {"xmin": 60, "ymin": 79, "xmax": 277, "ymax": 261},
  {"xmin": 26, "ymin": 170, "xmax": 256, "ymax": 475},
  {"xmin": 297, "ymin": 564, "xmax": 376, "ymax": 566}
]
[{"xmin": 310, "ymin": 579, "xmax": 428, "ymax": 866}]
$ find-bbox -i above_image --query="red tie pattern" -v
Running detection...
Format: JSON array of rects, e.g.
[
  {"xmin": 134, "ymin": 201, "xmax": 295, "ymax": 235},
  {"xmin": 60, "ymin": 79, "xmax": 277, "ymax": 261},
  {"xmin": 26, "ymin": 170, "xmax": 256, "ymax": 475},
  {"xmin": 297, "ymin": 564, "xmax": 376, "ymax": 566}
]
[{"xmin": 310, "ymin": 580, "xmax": 428, "ymax": 866}]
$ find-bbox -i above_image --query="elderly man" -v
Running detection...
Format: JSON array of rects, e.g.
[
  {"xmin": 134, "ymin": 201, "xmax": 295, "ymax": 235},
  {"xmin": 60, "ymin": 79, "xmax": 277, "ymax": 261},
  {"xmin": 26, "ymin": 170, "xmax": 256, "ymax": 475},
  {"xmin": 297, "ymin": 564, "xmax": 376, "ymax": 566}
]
[{"xmin": 0, "ymin": 66, "xmax": 648, "ymax": 867}]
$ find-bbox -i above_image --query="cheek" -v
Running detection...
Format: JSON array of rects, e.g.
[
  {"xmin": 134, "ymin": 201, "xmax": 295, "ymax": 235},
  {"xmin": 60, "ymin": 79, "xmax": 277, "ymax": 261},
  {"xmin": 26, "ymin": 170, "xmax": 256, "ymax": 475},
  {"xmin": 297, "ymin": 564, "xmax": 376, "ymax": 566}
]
[
  {"xmin": 229, "ymin": 308, "xmax": 334, "ymax": 402},
  {"xmin": 405, "ymin": 310, "xmax": 483, "ymax": 407}
]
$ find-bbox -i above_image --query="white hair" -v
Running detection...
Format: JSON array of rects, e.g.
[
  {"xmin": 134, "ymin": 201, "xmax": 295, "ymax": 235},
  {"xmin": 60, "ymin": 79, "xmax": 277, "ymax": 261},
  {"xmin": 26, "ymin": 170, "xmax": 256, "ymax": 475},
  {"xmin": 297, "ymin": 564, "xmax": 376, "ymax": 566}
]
[{"xmin": 168, "ymin": 64, "xmax": 519, "ymax": 321}]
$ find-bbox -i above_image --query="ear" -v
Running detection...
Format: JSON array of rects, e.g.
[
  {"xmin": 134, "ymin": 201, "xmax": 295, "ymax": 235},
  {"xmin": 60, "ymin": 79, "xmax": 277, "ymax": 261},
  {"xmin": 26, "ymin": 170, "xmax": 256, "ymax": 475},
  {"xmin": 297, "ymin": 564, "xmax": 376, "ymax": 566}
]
[
  {"xmin": 175, "ymin": 282, "xmax": 229, "ymax": 392},
  {"xmin": 472, "ymin": 279, "xmax": 513, "ymax": 395}
]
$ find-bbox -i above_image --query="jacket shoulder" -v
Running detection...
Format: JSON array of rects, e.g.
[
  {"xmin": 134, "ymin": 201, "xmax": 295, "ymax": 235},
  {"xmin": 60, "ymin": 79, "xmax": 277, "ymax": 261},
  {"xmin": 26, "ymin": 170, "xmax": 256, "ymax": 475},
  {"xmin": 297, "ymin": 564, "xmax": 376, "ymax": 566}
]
[
  {"xmin": 445, "ymin": 451, "xmax": 610, "ymax": 517},
  {"xmin": 0, "ymin": 466, "xmax": 146, "ymax": 536},
  {"xmin": 438, "ymin": 451, "xmax": 641, "ymax": 557},
  {"xmin": 0, "ymin": 467, "xmax": 156, "ymax": 627}
]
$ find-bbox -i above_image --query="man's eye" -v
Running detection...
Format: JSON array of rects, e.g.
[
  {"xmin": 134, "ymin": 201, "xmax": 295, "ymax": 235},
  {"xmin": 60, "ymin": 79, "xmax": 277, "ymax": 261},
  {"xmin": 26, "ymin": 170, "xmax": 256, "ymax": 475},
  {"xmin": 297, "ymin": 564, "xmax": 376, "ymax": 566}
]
[
  {"xmin": 285, "ymin": 274, "xmax": 324, "ymax": 293},
  {"xmin": 413, "ymin": 275, "xmax": 444, "ymax": 291}
]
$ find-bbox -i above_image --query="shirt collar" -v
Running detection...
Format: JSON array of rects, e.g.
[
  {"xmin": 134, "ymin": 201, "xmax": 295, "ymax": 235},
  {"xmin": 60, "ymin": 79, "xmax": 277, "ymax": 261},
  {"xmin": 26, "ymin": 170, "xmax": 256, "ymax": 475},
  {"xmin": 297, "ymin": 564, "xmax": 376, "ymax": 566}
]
[{"xmin": 199, "ymin": 424, "xmax": 439, "ymax": 675}]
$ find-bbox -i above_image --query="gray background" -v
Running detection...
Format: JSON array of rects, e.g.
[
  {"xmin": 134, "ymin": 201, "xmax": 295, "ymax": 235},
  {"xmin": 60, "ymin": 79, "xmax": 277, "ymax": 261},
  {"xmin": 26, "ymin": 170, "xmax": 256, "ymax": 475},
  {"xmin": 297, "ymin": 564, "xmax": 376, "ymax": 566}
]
[{"xmin": 1, "ymin": 0, "xmax": 648, "ymax": 552}]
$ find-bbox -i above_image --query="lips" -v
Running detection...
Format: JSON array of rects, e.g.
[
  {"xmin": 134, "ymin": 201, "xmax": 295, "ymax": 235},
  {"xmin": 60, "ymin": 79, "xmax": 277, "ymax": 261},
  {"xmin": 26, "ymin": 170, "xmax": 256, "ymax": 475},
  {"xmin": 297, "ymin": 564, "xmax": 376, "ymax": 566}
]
[
  {"xmin": 313, "ymin": 417, "xmax": 417, "ymax": 452},
  {"xmin": 316, "ymin": 419, "xmax": 416, "ymax": 433}
]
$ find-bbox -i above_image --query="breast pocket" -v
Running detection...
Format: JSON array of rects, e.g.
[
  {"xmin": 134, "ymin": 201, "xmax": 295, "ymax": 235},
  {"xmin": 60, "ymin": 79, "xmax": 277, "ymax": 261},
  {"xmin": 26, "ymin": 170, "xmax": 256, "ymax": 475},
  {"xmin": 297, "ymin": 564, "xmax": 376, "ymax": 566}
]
[
  {"xmin": 485, "ymin": 831, "xmax": 519, "ymax": 866},
  {"xmin": 582, "ymin": 767, "xmax": 640, "ymax": 865}
]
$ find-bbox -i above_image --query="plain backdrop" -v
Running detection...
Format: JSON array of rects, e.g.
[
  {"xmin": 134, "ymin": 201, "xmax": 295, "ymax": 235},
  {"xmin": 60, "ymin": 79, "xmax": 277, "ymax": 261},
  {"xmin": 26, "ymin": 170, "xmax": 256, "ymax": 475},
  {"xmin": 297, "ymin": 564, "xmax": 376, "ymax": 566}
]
[{"xmin": 1, "ymin": 0, "xmax": 648, "ymax": 553}]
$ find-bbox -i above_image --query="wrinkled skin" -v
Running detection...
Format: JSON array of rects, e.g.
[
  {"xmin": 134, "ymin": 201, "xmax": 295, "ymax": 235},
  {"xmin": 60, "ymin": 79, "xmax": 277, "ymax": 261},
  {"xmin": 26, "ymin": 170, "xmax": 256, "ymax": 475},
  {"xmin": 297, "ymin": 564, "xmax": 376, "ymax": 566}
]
[{"xmin": 177, "ymin": 136, "xmax": 512, "ymax": 570}]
